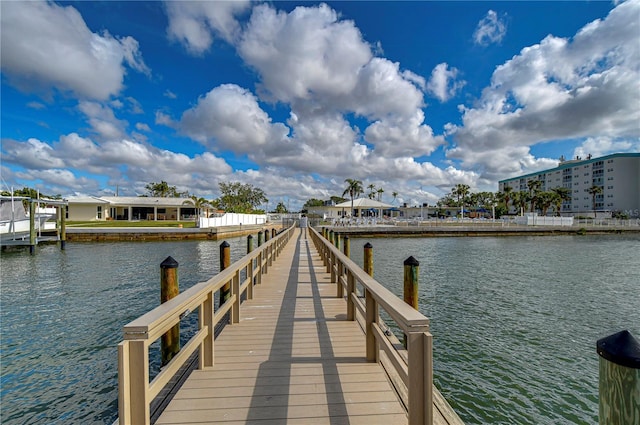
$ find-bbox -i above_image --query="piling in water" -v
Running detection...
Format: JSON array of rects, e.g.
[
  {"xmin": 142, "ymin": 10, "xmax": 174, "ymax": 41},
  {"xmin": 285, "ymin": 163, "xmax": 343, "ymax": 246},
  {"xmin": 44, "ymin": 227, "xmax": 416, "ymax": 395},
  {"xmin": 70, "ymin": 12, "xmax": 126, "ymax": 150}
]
[
  {"xmin": 160, "ymin": 256, "xmax": 180, "ymax": 365},
  {"xmin": 219, "ymin": 241, "xmax": 231, "ymax": 307},
  {"xmin": 597, "ymin": 330, "xmax": 640, "ymax": 425},
  {"xmin": 364, "ymin": 242, "xmax": 373, "ymax": 277}
]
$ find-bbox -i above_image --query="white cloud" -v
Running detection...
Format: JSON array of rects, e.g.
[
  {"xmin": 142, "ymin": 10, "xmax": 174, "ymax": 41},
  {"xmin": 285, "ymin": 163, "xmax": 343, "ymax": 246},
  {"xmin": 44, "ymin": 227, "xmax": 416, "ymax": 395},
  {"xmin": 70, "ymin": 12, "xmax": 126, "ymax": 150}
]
[
  {"xmin": 426, "ymin": 63, "xmax": 466, "ymax": 102},
  {"xmin": 164, "ymin": 90, "xmax": 177, "ymax": 99},
  {"xmin": 78, "ymin": 101, "xmax": 128, "ymax": 141},
  {"xmin": 0, "ymin": 0, "xmax": 149, "ymax": 100},
  {"xmin": 136, "ymin": 123, "xmax": 151, "ymax": 132},
  {"xmin": 165, "ymin": 0, "xmax": 250, "ymax": 55},
  {"xmin": 574, "ymin": 137, "xmax": 640, "ymax": 159},
  {"xmin": 179, "ymin": 84, "xmax": 290, "ymax": 156},
  {"xmin": 473, "ymin": 10, "xmax": 507, "ymax": 46},
  {"xmin": 448, "ymin": 0, "xmax": 640, "ymax": 180}
]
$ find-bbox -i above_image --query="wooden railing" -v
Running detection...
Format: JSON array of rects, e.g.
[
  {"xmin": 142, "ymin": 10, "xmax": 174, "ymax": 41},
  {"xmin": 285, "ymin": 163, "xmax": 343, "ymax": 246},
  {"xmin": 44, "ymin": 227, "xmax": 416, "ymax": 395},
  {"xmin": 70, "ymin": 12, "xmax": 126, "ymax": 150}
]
[
  {"xmin": 310, "ymin": 226, "xmax": 434, "ymax": 425},
  {"xmin": 117, "ymin": 225, "xmax": 296, "ymax": 425}
]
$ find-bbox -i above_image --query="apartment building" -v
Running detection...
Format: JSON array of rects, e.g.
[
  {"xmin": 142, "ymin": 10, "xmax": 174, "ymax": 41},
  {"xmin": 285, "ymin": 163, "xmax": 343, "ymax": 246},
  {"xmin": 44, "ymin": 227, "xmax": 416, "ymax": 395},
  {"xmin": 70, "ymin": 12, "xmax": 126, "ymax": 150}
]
[{"xmin": 499, "ymin": 153, "xmax": 640, "ymax": 217}]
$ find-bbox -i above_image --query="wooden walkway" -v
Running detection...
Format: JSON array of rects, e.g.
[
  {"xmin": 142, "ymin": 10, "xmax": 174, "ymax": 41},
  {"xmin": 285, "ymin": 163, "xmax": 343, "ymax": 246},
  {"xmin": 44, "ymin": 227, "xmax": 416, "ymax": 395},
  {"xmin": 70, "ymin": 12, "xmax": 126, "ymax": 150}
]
[{"xmin": 152, "ymin": 228, "xmax": 462, "ymax": 425}]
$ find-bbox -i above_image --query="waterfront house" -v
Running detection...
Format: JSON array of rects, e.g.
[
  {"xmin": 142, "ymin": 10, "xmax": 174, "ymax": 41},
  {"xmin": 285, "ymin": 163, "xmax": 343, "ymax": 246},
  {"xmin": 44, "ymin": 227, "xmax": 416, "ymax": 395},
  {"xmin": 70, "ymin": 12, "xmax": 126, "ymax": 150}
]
[{"xmin": 66, "ymin": 196, "xmax": 197, "ymax": 222}]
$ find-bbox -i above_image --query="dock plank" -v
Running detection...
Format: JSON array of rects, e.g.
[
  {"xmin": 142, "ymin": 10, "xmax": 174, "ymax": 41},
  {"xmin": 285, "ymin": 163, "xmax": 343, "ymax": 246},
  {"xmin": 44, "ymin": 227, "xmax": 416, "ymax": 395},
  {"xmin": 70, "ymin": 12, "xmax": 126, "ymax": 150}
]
[{"xmin": 155, "ymin": 228, "xmax": 462, "ymax": 425}]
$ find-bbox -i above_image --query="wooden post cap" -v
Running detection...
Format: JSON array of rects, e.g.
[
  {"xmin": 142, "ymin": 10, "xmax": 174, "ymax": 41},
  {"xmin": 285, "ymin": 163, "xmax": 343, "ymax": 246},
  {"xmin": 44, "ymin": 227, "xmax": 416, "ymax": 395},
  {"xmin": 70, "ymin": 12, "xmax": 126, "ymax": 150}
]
[
  {"xmin": 220, "ymin": 241, "xmax": 230, "ymax": 248},
  {"xmin": 161, "ymin": 256, "xmax": 179, "ymax": 268},
  {"xmin": 364, "ymin": 242, "xmax": 373, "ymax": 249},
  {"xmin": 404, "ymin": 256, "xmax": 419, "ymax": 267},
  {"xmin": 597, "ymin": 330, "xmax": 640, "ymax": 369}
]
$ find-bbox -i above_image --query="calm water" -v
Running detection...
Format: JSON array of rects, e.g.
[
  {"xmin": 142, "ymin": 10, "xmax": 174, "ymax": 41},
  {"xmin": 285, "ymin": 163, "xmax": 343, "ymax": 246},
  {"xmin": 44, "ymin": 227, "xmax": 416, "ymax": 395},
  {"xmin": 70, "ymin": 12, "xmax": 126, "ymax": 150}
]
[
  {"xmin": 350, "ymin": 234, "xmax": 640, "ymax": 425},
  {"xmin": 0, "ymin": 234, "xmax": 638, "ymax": 424}
]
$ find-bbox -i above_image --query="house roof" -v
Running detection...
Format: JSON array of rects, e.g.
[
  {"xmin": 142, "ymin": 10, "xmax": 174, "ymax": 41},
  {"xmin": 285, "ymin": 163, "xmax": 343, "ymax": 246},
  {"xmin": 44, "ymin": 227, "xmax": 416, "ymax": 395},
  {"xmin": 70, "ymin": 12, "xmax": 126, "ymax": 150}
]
[
  {"xmin": 67, "ymin": 196, "xmax": 196, "ymax": 206},
  {"xmin": 334, "ymin": 198, "xmax": 392, "ymax": 208}
]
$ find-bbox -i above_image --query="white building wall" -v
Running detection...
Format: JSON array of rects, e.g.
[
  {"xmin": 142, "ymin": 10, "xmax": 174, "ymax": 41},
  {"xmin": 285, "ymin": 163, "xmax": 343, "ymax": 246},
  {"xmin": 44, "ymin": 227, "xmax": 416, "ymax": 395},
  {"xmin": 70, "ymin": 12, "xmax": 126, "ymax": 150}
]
[{"xmin": 68, "ymin": 203, "xmax": 103, "ymax": 221}]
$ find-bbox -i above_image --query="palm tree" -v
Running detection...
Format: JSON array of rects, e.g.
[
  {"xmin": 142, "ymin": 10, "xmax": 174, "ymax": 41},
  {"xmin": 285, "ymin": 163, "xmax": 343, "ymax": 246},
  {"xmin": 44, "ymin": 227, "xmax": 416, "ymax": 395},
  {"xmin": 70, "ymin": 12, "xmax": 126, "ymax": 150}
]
[
  {"xmin": 512, "ymin": 191, "xmax": 529, "ymax": 216},
  {"xmin": 376, "ymin": 187, "xmax": 384, "ymax": 202},
  {"xmin": 392, "ymin": 191, "xmax": 398, "ymax": 205},
  {"xmin": 451, "ymin": 184, "xmax": 470, "ymax": 218},
  {"xmin": 342, "ymin": 179, "xmax": 363, "ymax": 218},
  {"xmin": 587, "ymin": 185, "xmax": 603, "ymax": 218},
  {"xmin": 527, "ymin": 180, "xmax": 543, "ymax": 212},
  {"xmin": 550, "ymin": 187, "xmax": 571, "ymax": 216},
  {"xmin": 537, "ymin": 191, "xmax": 555, "ymax": 216},
  {"xmin": 182, "ymin": 196, "xmax": 210, "ymax": 227},
  {"xmin": 367, "ymin": 184, "xmax": 376, "ymax": 200},
  {"xmin": 501, "ymin": 186, "xmax": 513, "ymax": 214}
]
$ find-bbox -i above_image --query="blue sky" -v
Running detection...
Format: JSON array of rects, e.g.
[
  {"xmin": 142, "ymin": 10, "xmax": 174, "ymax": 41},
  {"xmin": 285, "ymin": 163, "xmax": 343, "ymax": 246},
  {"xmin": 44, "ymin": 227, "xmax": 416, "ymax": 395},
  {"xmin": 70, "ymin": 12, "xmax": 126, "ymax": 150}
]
[{"xmin": 1, "ymin": 1, "xmax": 638, "ymax": 210}]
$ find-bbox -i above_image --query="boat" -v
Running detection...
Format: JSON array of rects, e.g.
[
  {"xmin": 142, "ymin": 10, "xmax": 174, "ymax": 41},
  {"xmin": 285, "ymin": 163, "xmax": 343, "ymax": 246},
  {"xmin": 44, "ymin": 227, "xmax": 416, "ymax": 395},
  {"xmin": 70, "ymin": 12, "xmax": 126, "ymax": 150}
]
[{"xmin": 0, "ymin": 196, "xmax": 57, "ymax": 243}]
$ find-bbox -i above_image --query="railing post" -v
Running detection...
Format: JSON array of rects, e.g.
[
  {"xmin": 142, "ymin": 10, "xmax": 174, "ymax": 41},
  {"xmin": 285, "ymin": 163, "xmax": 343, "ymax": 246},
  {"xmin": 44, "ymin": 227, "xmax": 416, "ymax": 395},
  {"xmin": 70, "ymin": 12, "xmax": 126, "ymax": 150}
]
[
  {"xmin": 118, "ymin": 341, "xmax": 131, "ymax": 425},
  {"xmin": 597, "ymin": 330, "xmax": 640, "ymax": 425},
  {"xmin": 219, "ymin": 241, "xmax": 231, "ymax": 307},
  {"xmin": 231, "ymin": 270, "xmax": 240, "ymax": 324},
  {"xmin": 160, "ymin": 256, "xmax": 179, "ymax": 365},
  {"xmin": 200, "ymin": 290, "xmax": 214, "ymax": 368},
  {"xmin": 337, "ymin": 261, "xmax": 344, "ymax": 298},
  {"xmin": 407, "ymin": 331, "xmax": 433, "ymax": 425},
  {"xmin": 346, "ymin": 270, "xmax": 355, "ymax": 321},
  {"xmin": 129, "ymin": 339, "xmax": 150, "ymax": 425},
  {"xmin": 365, "ymin": 289, "xmax": 378, "ymax": 362},
  {"xmin": 247, "ymin": 235, "xmax": 254, "ymax": 299}
]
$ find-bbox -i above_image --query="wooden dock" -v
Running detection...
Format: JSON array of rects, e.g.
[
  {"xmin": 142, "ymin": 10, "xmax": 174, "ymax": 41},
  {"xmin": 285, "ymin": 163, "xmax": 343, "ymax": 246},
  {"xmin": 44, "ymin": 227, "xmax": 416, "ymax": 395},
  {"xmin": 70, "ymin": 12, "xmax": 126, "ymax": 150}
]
[{"xmin": 118, "ymin": 226, "xmax": 464, "ymax": 425}]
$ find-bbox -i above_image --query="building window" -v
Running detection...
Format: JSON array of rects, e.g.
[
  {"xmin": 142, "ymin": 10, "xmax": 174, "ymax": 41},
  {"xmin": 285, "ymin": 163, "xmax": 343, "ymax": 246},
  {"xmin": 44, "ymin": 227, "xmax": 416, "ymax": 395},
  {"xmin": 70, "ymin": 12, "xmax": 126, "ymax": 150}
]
[{"xmin": 97, "ymin": 206, "xmax": 103, "ymax": 219}]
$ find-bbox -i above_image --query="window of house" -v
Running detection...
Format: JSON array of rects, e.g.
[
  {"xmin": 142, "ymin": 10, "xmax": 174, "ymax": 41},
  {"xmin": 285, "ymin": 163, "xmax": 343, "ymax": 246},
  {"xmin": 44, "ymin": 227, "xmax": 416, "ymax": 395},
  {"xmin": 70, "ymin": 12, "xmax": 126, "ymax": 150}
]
[{"xmin": 97, "ymin": 206, "xmax": 103, "ymax": 219}]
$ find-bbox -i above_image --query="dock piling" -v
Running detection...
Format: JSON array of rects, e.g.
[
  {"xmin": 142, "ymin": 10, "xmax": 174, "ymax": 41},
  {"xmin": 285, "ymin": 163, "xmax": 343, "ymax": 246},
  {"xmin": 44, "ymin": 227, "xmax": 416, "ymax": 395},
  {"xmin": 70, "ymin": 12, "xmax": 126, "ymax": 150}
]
[
  {"xmin": 60, "ymin": 205, "xmax": 67, "ymax": 250},
  {"xmin": 343, "ymin": 235, "xmax": 350, "ymax": 258},
  {"xmin": 403, "ymin": 256, "xmax": 420, "ymax": 348},
  {"xmin": 219, "ymin": 241, "xmax": 231, "ymax": 307},
  {"xmin": 160, "ymin": 256, "xmax": 180, "ymax": 366},
  {"xmin": 364, "ymin": 242, "xmax": 373, "ymax": 277},
  {"xmin": 597, "ymin": 330, "xmax": 640, "ymax": 425},
  {"xmin": 29, "ymin": 201, "xmax": 36, "ymax": 254}
]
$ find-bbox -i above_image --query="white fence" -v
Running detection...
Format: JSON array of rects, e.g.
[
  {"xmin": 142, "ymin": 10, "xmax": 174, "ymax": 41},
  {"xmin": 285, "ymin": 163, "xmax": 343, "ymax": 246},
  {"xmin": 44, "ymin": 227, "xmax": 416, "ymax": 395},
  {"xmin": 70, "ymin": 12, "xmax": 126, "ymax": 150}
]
[
  {"xmin": 199, "ymin": 213, "xmax": 266, "ymax": 228},
  {"xmin": 513, "ymin": 214, "xmax": 574, "ymax": 226}
]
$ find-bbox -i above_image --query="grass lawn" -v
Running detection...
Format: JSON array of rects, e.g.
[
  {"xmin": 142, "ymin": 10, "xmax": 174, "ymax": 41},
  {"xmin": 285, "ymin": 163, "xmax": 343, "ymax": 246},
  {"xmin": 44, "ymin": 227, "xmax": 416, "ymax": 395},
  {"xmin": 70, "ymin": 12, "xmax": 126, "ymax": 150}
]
[{"xmin": 66, "ymin": 220, "xmax": 197, "ymax": 228}]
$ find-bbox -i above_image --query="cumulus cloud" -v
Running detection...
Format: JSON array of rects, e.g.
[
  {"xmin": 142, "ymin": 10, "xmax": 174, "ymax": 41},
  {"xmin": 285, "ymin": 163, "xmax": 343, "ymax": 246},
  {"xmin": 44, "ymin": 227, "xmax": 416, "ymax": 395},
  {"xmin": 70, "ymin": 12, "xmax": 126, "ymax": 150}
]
[
  {"xmin": 178, "ymin": 84, "xmax": 290, "ymax": 156},
  {"xmin": 473, "ymin": 10, "xmax": 507, "ymax": 46},
  {"xmin": 1, "ymin": 133, "xmax": 234, "ymax": 196},
  {"xmin": 574, "ymin": 137, "xmax": 640, "ymax": 159},
  {"xmin": 426, "ymin": 63, "xmax": 466, "ymax": 102},
  {"xmin": 0, "ymin": 0, "xmax": 149, "ymax": 100},
  {"xmin": 78, "ymin": 101, "xmax": 128, "ymax": 141},
  {"xmin": 448, "ymin": 0, "xmax": 640, "ymax": 180},
  {"xmin": 165, "ymin": 0, "xmax": 251, "ymax": 55}
]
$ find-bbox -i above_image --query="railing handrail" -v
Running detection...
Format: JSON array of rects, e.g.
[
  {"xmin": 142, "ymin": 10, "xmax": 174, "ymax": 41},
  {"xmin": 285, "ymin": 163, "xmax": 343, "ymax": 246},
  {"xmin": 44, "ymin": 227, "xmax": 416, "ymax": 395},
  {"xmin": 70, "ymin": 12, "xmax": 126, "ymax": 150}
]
[
  {"xmin": 309, "ymin": 226, "xmax": 433, "ymax": 425},
  {"xmin": 311, "ymin": 228, "xmax": 429, "ymax": 332},
  {"xmin": 124, "ymin": 243, "xmax": 267, "ymax": 337},
  {"xmin": 118, "ymin": 224, "xmax": 296, "ymax": 425}
]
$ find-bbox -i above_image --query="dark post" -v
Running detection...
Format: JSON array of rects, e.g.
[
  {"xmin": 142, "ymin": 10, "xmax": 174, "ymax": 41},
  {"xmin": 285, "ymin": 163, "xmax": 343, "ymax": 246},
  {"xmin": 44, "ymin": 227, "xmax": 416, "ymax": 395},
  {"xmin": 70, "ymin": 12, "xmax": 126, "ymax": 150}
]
[
  {"xmin": 364, "ymin": 242, "xmax": 373, "ymax": 277},
  {"xmin": 160, "ymin": 256, "xmax": 180, "ymax": 365},
  {"xmin": 247, "ymin": 235, "xmax": 254, "ymax": 253},
  {"xmin": 597, "ymin": 330, "xmax": 640, "ymax": 425},
  {"xmin": 29, "ymin": 201, "xmax": 36, "ymax": 255},
  {"xmin": 258, "ymin": 231, "xmax": 263, "ymax": 246},
  {"xmin": 272, "ymin": 228, "xmax": 276, "ymax": 238},
  {"xmin": 219, "ymin": 241, "xmax": 231, "ymax": 307},
  {"xmin": 403, "ymin": 256, "xmax": 420, "ymax": 310},
  {"xmin": 60, "ymin": 204, "xmax": 67, "ymax": 250},
  {"xmin": 329, "ymin": 230, "xmax": 334, "ymax": 245},
  {"xmin": 335, "ymin": 233, "xmax": 341, "ymax": 250},
  {"xmin": 264, "ymin": 229, "xmax": 269, "ymax": 242},
  {"xmin": 343, "ymin": 235, "xmax": 350, "ymax": 258}
]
